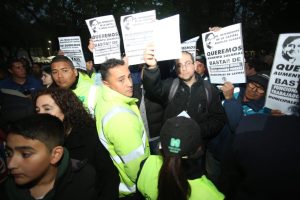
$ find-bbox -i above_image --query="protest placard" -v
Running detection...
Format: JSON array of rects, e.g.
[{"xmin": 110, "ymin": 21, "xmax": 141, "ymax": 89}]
[
  {"xmin": 86, "ymin": 15, "xmax": 121, "ymax": 64},
  {"xmin": 181, "ymin": 36, "xmax": 199, "ymax": 60},
  {"xmin": 154, "ymin": 14, "xmax": 182, "ymax": 62},
  {"xmin": 265, "ymin": 33, "xmax": 300, "ymax": 115},
  {"xmin": 121, "ymin": 10, "xmax": 156, "ymax": 65},
  {"xmin": 202, "ymin": 23, "xmax": 245, "ymax": 84},
  {"xmin": 58, "ymin": 36, "xmax": 86, "ymax": 70}
]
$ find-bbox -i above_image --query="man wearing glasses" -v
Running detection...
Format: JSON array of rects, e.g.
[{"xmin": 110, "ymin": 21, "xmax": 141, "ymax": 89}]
[
  {"xmin": 221, "ymin": 71, "xmax": 273, "ymax": 131},
  {"xmin": 143, "ymin": 46, "xmax": 226, "ymax": 184}
]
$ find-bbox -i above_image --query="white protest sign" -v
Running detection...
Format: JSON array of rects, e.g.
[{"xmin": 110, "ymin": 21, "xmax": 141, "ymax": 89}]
[
  {"xmin": 58, "ymin": 36, "xmax": 86, "ymax": 70},
  {"xmin": 181, "ymin": 36, "xmax": 199, "ymax": 60},
  {"xmin": 202, "ymin": 23, "xmax": 245, "ymax": 84},
  {"xmin": 154, "ymin": 14, "xmax": 182, "ymax": 62},
  {"xmin": 121, "ymin": 10, "xmax": 156, "ymax": 65},
  {"xmin": 86, "ymin": 15, "xmax": 121, "ymax": 64},
  {"xmin": 265, "ymin": 33, "xmax": 300, "ymax": 115}
]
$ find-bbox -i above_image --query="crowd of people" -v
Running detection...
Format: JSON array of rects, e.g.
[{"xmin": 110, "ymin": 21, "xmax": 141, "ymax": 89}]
[{"xmin": 0, "ymin": 26, "xmax": 299, "ymax": 200}]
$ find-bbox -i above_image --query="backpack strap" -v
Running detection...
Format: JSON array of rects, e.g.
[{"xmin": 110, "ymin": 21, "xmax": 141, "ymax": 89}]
[
  {"xmin": 168, "ymin": 78, "xmax": 212, "ymax": 111},
  {"xmin": 203, "ymin": 80, "xmax": 212, "ymax": 110},
  {"xmin": 168, "ymin": 78, "xmax": 180, "ymax": 103}
]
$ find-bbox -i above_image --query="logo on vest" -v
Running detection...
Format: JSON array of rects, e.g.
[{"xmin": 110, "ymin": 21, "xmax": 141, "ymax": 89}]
[{"xmin": 168, "ymin": 138, "xmax": 181, "ymax": 153}]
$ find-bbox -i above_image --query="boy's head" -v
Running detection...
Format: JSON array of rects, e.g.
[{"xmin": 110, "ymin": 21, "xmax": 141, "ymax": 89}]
[{"xmin": 5, "ymin": 114, "xmax": 65, "ymax": 185}]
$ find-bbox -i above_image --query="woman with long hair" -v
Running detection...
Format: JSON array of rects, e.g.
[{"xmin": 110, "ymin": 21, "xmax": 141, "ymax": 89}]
[
  {"xmin": 34, "ymin": 87, "xmax": 119, "ymax": 200},
  {"xmin": 137, "ymin": 116, "xmax": 224, "ymax": 200}
]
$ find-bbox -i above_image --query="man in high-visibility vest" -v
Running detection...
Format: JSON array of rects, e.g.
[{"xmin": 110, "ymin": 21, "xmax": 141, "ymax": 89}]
[
  {"xmin": 95, "ymin": 58, "xmax": 150, "ymax": 198},
  {"xmin": 50, "ymin": 55, "xmax": 100, "ymax": 117}
]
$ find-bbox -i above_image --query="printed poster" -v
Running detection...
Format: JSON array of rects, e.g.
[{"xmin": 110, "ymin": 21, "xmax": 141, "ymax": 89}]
[
  {"xmin": 265, "ymin": 33, "xmax": 300, "ymax": 115},
  {"xmin": 202, "ymin": 23, "xmax": 245, "ymax": 84},
  {"xmin": 121, "ymin": 10, "xmax": 156, "ymax": 65},
  {"xmin": 58, "ymin": 36, "xmax": 86, "ymax": 70},
  {"xmin": 86, "ymin": 15, "xmax": 121, "ymax": 64}
]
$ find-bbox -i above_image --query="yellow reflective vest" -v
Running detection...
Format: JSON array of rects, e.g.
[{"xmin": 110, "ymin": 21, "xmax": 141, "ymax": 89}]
[
  {"xmin": 95, "ymin": 85, "xmax": 150, "ymax": 197},
  {"xmin": 137, "ymin": 155, "xmax": 225, "ymax": 200},
  {"xmin": 72, "ymin": 72, "xmax": 100, "ymax": 116}
]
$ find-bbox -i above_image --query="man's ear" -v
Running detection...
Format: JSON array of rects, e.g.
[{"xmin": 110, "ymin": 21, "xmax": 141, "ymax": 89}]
[
  {"xmin": 102, "ymin": 80, "xmax": 109, "ymax": 87},
  {"xmin": 50, "ymin": 146, "xmax": 64, "ymax": 165},
  {"xmin": 74, "ymin": 68, "xmax": 78, "ymax": 76}
]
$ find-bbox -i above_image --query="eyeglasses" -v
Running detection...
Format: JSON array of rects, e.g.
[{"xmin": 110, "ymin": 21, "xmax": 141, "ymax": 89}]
[
  {"xmin": 177, "ymin": 61, "xmax": 194, "ymax": 69},
  {"xmin": 248, "ymin": 82, "xmax": 265, "ymax": 94}
]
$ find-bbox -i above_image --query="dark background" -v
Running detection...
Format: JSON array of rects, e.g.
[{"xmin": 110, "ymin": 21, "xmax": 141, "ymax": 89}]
[{"xmin": 0, "ymin": 0, "xmax": 299, "ymax": 64}]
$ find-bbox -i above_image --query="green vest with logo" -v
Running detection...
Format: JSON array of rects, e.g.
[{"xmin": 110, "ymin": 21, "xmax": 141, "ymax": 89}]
[{"xmin": 137, "ymin": 155, "xmax": 225, "ymax": 200}]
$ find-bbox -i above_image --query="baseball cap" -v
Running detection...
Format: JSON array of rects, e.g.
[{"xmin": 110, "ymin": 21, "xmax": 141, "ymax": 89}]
[
  {"xmin": 160, "ymin": 116, "xmax": 202, "ymax": 157},
  {"xmin": 247, "ymin": 70, "xmax": 270, "ymax": 91},
  {"xmin": 195, "ymin": 54, "xmax": 207, "ymax": 66}
]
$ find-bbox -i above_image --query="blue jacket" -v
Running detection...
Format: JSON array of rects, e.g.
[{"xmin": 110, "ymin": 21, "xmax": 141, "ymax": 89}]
[
  {"xmin": 0, "ymin": 76, "xmax": 42, "ymax": 95},
  {"xmin": 223, "ymin": 86, "xmax": 270, "ymax": 132}
]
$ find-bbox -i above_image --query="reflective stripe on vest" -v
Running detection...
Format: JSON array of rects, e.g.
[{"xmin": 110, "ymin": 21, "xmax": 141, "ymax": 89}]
[
  {"xmin": 119, "ymin": 182, "xmax": 136, "ymax": 194},
  {"xmin": 87, "ymin": 85, "xmax": 97, "ymax": 116},
  {"xmin": 100, "ymin": 106, "xmax": 147, "ymax": 164}
]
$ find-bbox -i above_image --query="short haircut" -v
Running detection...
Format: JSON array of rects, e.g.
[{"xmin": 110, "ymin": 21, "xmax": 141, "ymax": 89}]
[
  {"xmin": 7, "ymin": 114, "xmax": 65, "ymax": 150},
  {"xmin": 50, "ymin": 55, "xmax": 74, "ymax": 68},
  {"xmin": 100, "ymin": 58, "xmax": 125, "ymax": 81},
  {"xmin": 175, "ymin": 51, "xmax": 194, "ymax": 67},
  {"xmin": 8, "ymin": 58, "xmax": 23, "ymax": 69}
]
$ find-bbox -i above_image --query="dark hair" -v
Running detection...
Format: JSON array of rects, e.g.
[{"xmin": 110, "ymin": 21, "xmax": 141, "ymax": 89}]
[
  {"xmin": 41, "ymin": 65, "xmax": 52, "ymax": 74},
  {"xmin": 175, "ymin": 51, "xmax": 194, "ymax": 69},
  {"xmin": 7, "ymin": 114, "xmax": 64, "ymax": 150},
  {"xmin": 179, "ymin": 51, "xmax": 194, "ymax": 62},
  {"xmin": 196, "ymin": 54, "xmax": 207, "ymax": 66},
  {"xmin": 34, "ymin": 88, "xmax": 95, "ymax": 132},
  {"xmin": 50, "ymin": 55, "xmax": 74, "ymax": 68},
  {"xmin": 246, "ymin": 56, "xmax": 264, "ymax": 72},
  {"xmin": 100, "ymin": 58, "xmax": 125, "ymax": 81},
  {"xmin": 158, "ymin": 155, "xmax": 191, "ymax": 200},
  {"xmin": 8, "ymin": 58, "xmax": 23, "ymax": 69}
]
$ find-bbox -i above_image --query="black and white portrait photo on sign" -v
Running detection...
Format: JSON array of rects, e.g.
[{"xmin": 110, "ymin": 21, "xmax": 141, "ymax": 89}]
[
  {"xmin": 265, "ymin": 33, "xmax": 300, "ymax": 115},
  {"xmin": 89, "ymin": 19, "xmax": 101, "ymax": 34},
  {"xmin": 282, "ymin": 36, "xmax": 300, "ymax": 64},
  {"xmin": 204, "ymin": 32, "xmax": 216, "ymax": 50}
]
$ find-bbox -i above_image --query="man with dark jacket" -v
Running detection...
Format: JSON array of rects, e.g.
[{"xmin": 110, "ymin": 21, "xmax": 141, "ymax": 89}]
[
  {"xmin": 133, "ymin": 82, "xmax": 164, "ymax": 154},
  {"xmin": 143, "ymin": 45, "xmax": 226, "ymax": 182}
]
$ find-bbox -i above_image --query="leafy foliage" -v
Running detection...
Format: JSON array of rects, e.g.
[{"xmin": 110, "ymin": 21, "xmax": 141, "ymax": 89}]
[{"xmin": 0, "ymin": 0, "xmax": 299, "ymax": 63}]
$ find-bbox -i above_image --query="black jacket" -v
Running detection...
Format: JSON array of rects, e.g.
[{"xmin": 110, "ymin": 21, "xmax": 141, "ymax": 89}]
[
  {"xmin": 219, "ymin": 114, "xmax": 300, "ymax": 200},
  {"xmin": 1, "ymin": 149, "xmax": 97, "ymax": 200},
  {"xmin": 65, "ymin": 126, "xmax": 120, "ymax": 200},
  {"xmin": 142, "ymin": 67, "xmax": 226, "ymax": 141}
]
